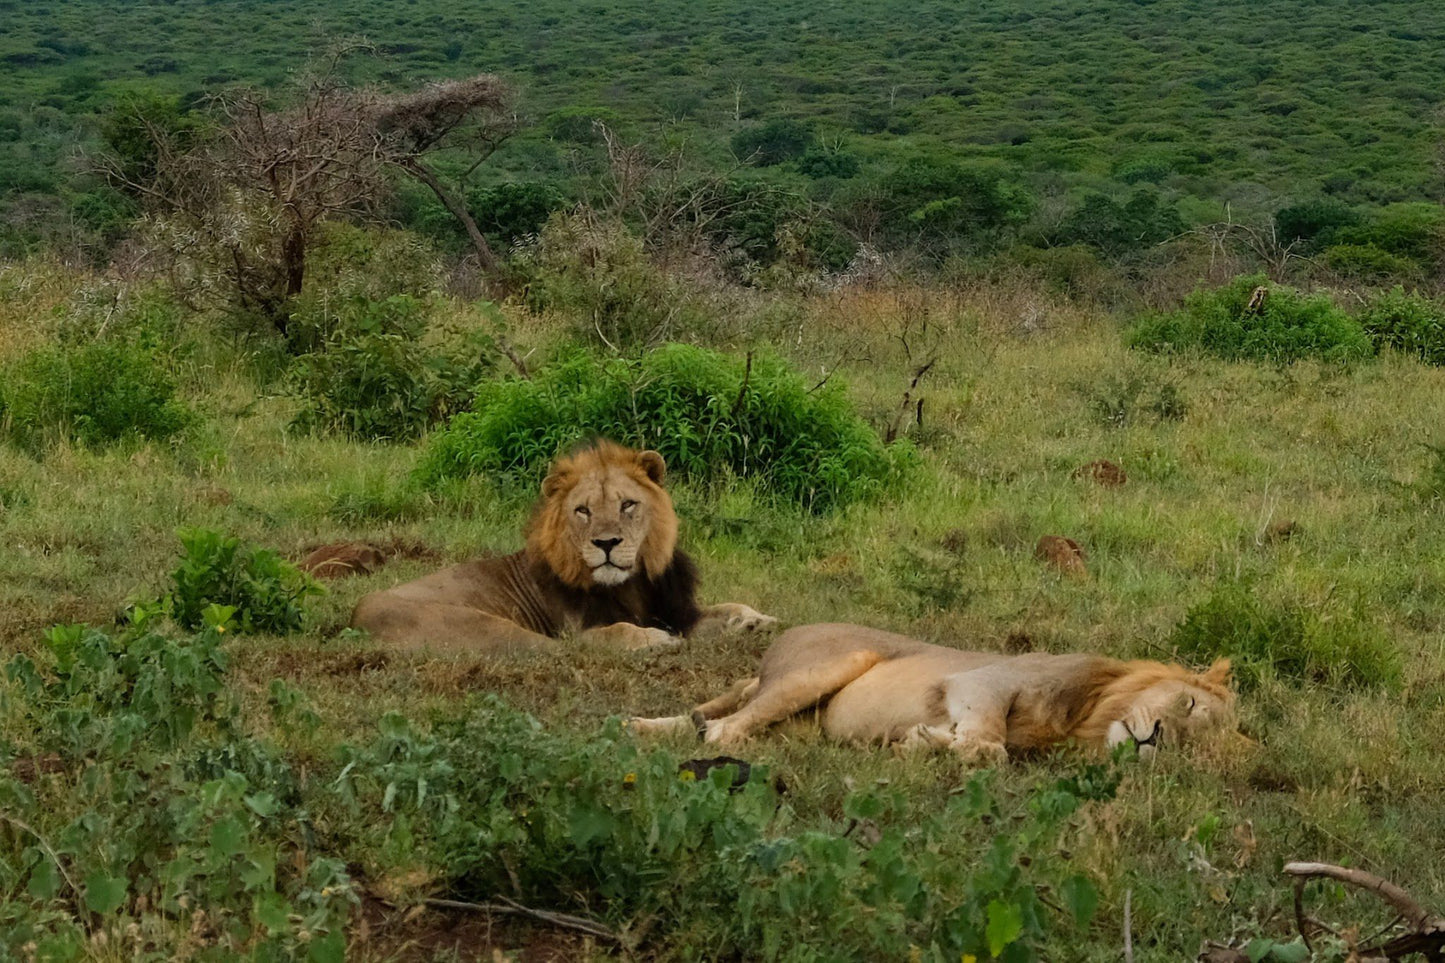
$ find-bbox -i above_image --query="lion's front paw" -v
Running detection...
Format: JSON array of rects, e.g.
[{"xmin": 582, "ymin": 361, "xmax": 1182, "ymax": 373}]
[
  {"xmin": 708, "ymin": 603, "xmax": 778, "ymax": 633},
  {"xmin": 702, "ymin": 718, "xmax": 749, "ymax": 747},
  {"xmin": 632, "ymin": 626, "xmax": 683, "ymax": 652},
  {"xmin": 949, "ymin": 735, "xmax": 1009, "ymax": 768}
]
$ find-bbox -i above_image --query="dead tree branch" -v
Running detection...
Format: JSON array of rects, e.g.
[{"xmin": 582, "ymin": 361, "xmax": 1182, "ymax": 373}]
[
  {"xmin": 1284, "ymin": 861, "xmax": 1445, "ymax": 962},
  {"xmin": 421, "ymin": 896, "xmax": 619, "ymax": 943}
]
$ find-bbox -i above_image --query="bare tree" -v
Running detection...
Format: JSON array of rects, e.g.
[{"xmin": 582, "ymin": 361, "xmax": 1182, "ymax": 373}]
[
  {"xmin": 96, "ymin": 56, "xmax": 516, "ymax": 339},
  {"xmin": 365, "ymin": 76, "xmax": 517, "ymax": 274}
]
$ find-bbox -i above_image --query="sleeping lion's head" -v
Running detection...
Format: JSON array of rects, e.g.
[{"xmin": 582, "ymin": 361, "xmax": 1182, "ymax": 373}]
[
  {"xmin": 528, "ymin": 441, "xmax": 679, "ymax": 590},
  {"xmin": 1082, "ymin": 659, "xmax": 1235, "ymax": 758}
]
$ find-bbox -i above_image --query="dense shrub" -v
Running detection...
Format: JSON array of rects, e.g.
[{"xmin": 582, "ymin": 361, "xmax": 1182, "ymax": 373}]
[
  {"xmin": 796, "ymin": 145, "xmax": 861, "ymax": 179},
  {"xmin": 1168, "ymin": 581, "xmax": 1401, "ymax": 691},
  {"xmin": 0, "ymin": 341, "xmax": 192, "ymax": 453},
  {"xmin": 468, "ymin": 180, "xmax": 569, "ymax": 247},
  {"xmin": 864, "ymin": 158, "xmax": 1033, "ymax": 252},
  {"xmin": 1127, "ymin": 274, "xmax": 1372, "ymax": 363},
  {"xmin": 1052, "ymin": 190, "xmax": 1184, "ymax": 258},
  {"xmin": 1322, "ymin": 243, "xmax": 1422, "ymax": 282},
  {"xmin": 418, "ymin": 344, "xmax": 913, "ymax": 512},
  {"xmin": 731, "ymin": 118, "xmax": 816, "ymax": 166},
  {"xmin": 1358, "ymin": 286, "xmax": 1445, "ymax": 364},
  {"xmin": 1333, "ymin": 202, "xmax": 1445, "ymax": 264},
  {"xmin": 519, "ymin": 213, "xmax": 717, "ymax": 350},
  {"xmin": 1274, "ymin": 198, "xmax": 1359, "ymax": 251},
  {"xmin": 288, "ymin": 295, "xmax": 493, "ymax": 441},
  {"xmin": 162, "ymin": 528, "xmax": 322, "ymax": 634}
]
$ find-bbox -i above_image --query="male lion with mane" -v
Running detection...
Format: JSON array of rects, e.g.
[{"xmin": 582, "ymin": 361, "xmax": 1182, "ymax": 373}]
[
  {"xmin": 632, "ymin": 623, "xmax": 1236, "ymax": 763},
  {"xmin": 351, "ymin": 441, "xmax": 774, "ymax": 652}
]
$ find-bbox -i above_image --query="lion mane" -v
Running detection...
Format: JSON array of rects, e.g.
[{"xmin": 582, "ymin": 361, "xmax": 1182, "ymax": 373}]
[
  {"xmin": 632, "ymin": 623, "xmax": 1237, "ymax": 763},
  {"xmin": 351, "ymin": 441, "xmax": 773, "ymax": 654}
]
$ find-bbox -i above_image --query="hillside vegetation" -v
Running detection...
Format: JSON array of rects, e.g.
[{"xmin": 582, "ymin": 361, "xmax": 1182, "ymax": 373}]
[{"xmin": 3, "ymin": 1, "xmax": 1445, "ymax": 959}]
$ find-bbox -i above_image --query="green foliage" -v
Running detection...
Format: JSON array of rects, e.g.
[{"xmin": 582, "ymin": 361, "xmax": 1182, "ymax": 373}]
[
  {"xmin": 1168, "ymin": 581, "xmax": 1402, "ymax": 691},
  {"xmin": 164, "ymin": 528, "xmax": 322, "ymax": 635},
  {"xmin": 1127, "ymin": 274, "xmax": 1372, "ymax": 363},
  {"xmin": 795, "ymin": 145, "xmax": 861, "ymax": 180},
  {"xmin": 1334, "ymin": 202, "xmax": 1445, "ymax": 265},
  {"xmin": 468, "ymin": 180, "xmax": 569, "ymax": 246},
  {"xmin": 288, "ymin": 295, "xmax": 493, "ymax": 441},
  {"xmin": 0, "ymin": 341, "xmax": 192, "ymax": 453},
  {"xmin": 333, "ymin": 697, "xmax": 1115, "ymax": 961},
  {"xmin": 1419, "ymin": 444, "xmax": 1445, "ymax": 503},
  {"xmin": 732, "ymin": 118, "xmax": 816, "ymax": 166},
  {"xmin": 520, "ymin": 213, "xmax": 717, "ymax": 349},
  {"xmin": 1053, "ymin": 190, "xmax": 1184, "ymax": 258},
  {"xmin": 1358, "ymin": 286, "xmax": 1445, "ymax": 364},
  {"xmin": 1322, "ymin": 243, "xmax": 1422, "ymax": 282},
  {"xmin": 419, "ymin": 344, "xmax": 912, "ymax": 512},
  {"xmin": 1274, "ymin": 199, "xmax": 1359, "ymax": 251},
  {"xmin": 866, "ymin": 158, "xmax": 1033, "ymax": 253},
  {"xmin": 98, "ymin": 90, "xmax": 198, "ymax": 193},
  {"xmin": 545, "ymin": 105, "xmax": 623, "ymax": 144},
  {"xmin": 0, "ymin": 621, "xmax": 353, "ymax": 960},
  {"xmin": 1079, "ymin": 371, "xmax": 1188, "ymax": 428}
]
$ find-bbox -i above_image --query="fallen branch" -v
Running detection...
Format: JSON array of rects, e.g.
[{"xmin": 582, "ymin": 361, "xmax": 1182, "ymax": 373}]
[
  {"xmin": 884, "ymin": 357, "xmax": 935, "ymax": 444},
  {"xmin": 1123, "ymin": 888, "xmax": 1134, "ymax": 963},
  {"xmin": 422, "ymin": 896, "xmax": 619, "ymax": 943},
  {"xmin": 1283, "ymin": 861, "xmax": 1445, "ymax": 961}
]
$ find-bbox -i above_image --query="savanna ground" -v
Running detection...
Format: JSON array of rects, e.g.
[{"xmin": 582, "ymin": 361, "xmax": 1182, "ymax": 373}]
[{"xmin": 3, "ymin": 265, "xmax": 1444, "ymax": 960}]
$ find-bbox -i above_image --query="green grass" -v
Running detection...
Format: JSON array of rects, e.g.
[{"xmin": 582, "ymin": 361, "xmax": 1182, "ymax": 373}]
[{"xmin": 2, "ymin": 274, "xmax": 1444, "ymax": 958}]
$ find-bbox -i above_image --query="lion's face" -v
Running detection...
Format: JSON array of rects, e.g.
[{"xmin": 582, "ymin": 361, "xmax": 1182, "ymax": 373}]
[
  {"xmin": 1104, "ymin": 666, "xmax": 1235, "ymax": 759},
  {"xmin": 530, "ymin": 443, "xmax": 679, "ymax": 590}
]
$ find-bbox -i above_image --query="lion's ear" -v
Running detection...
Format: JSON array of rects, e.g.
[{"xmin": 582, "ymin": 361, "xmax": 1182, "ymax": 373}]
[
  {"xmin": 541, "ymin": 468, "xmax": 570, "ymax": 499},
  {"xmin": 637, "ymin": 449, "xmax": 666, "ymax": 485},
  {"xmin": 1203, "ymin": 658, "xmax": 1232, "ymax": 686}
]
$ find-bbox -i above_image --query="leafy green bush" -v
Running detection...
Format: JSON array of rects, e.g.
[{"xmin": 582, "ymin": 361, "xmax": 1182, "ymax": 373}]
[
  {"xmin": 334, "ymin": 697, "xmax": 1115, "ymax": 961},
  {"xmin": 288, "ymin": 295, "xmax": 493, "ymax": 441},
  {"xmin": 1168, "ymin": 581, "xmax": 1401, "ymax": 691},
  {"xmin": 1358, "ymin": 287, "xmax": 1445, "ymax": 364},
  {"xmin": 1127, "ymin": 274, "xmax": 1372, "ymax": 363},
  {"xmin": 731, "ymin": 118, "xmax": 816, "ymax": 166},
  {"xmin": 1322, "ymin": 243, "xmax": 1421, "ymax": 282},
  {"xmin": 418, "ymin": 344, "xmax": 912, "ymax": 512},
  {"xmin": 468, "ymin": 180, "xmax": 569, "ymax": 246},
  {"xmin": 0, "ymin": 619, "xmax": 353, "ymax": 960},
  {"xmin": 1274, "ymin": 199, "xmax": 1359, "ymax": 251},
  {"xmin": 163, "ymin": 528, "xmax": 322, "ymax": 634},
  {"xmin": 1334, "ymin": 202, "xmax": 1445, "ymax": 265},
  {"xmin": 1053, "ymin": 190, "xmax": 1184, "ymax": 258},
  {"xmin": 0, "ymin": 341, "xmax": 192, "ymax": 453}
]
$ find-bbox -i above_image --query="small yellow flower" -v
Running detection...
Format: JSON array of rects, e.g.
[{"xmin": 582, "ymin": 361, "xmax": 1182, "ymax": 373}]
[
  {"xmin": 678, "ymin": 769, "xmax": 696, "ymax": 782},
  {"xmin": 962, "ymin": 955, "xmax": 978, "ymax": 963},
  {"xmin": 623, "ymin": 772, "xmax": 637, "ymax": 784}
]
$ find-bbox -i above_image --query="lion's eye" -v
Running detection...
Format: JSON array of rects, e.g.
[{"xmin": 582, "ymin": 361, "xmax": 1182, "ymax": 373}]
[
  {"xmin": 1188, "ymin": 696, "xmax": 1197, "ymax": 713},
  {"xmin": 620, "ymin": 499, "xmax": 638, "ymax": 513},
  {"xmin": 574, "ymin": 505, "xmax": 591, "ymax": 518}
]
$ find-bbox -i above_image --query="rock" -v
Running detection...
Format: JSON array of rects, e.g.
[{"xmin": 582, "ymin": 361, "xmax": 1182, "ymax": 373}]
[
  {"xmin": 300, "ymin": 542, "xmax": 387, "ymax": 579},
  {"xmin": 1263, "ymin": 519, "xmax": 1298, "ymax": 543},
  {"xmin": 1034, "ymin": 535, "xmax": 1088, "ymax": 578},
  {"xmin": 1072, "ymin": 459, "xmax": 1127, "ymax": 487}
]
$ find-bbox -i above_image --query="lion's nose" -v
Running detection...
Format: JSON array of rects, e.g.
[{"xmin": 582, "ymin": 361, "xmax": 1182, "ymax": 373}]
[{"xmin": 592, "ymin": 537, "xmax": 622, "ymax": 556}]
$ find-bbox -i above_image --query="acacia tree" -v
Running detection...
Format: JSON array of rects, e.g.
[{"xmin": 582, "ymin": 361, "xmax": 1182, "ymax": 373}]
[{"xmin": 98, "ymin": 63, "xmax": 516, "ymax": 340}]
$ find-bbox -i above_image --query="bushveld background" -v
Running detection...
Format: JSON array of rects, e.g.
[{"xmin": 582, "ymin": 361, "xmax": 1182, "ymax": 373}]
[{"xmin": 2, "ymin": 0, "xmax": 1445, "ymax": 960}]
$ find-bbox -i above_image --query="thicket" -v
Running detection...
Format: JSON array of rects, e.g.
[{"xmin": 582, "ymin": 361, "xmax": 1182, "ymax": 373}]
[
  {"xmin": 1127, "ymin": 274, "xmax": 1373, "ymax": 363},
  {"xmin": 1358, "ymin": 286, "xmax": 1445, "ymax": 365},
  {"xmin": 1168, "ymin": 581, "xmax": 1402, "ymax": 691},
  {"xmin": 418, "ymin": 344, "xmax": 913, "ymax": 512},
  {"xmin": 0, "ymin": 616, "xmax": 1119, "ymax": 961},
  {"xmin": 0, "ymin": 342, "xmax": 192, "ymax": 454}
]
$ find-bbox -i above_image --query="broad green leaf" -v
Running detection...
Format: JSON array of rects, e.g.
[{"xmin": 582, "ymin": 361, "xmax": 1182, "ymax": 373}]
[
  {"xmin": 985, "ymin": 899, "xmax": 1024, "ymax": 958},
  {"xmin": 1059, "ymin": 874, "xmax": 1098, "ymax": 927},
  {"xmin": 209, "ymin": 816, "xmax": 247, "ymax": 857},
  {"xmin": 308, "ymin": 929, "xmax": 346, "ymax": 963},
  {"xmin": 27, "ymin": 854, "xmax": 60, "ymax": 900},
  {"xmin": 1269, "ymin": 943, "xmax": 1310, "ymax": 963},
  {"xmin": 568, "ymin": 804, "xmax": 615, "ymax": 846},
  {"xmin": 255, "ymin": 891, "xmax": 291, "ymax": 933},
  {"xmin": 245, "ymin": 792, "xmax": 278, "ymax": 818},
  {"xmin": 1244, "ymin": 939, "xmax": 1276, "ymax": 963},
  {"xmin": 83, "ymin": 872, "xmax": 127, "ymax": 915}
]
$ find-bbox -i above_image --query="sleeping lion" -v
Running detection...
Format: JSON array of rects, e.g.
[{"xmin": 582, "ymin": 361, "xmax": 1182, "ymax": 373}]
[
  {"xmin": 631, "ymin": 623, "xmax": 1236, "ymax": 763},
  {"xmin": 351, "ymin": 441, "xmax": 774, "ymax": 653}
]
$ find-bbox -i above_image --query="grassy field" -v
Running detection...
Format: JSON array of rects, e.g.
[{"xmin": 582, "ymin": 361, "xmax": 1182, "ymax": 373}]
[{"xmin": 2, "ymin": 267, "xmax": 1444, "ymax": 958}]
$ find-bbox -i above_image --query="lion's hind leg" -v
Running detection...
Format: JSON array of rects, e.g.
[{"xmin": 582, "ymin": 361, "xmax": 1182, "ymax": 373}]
[{"xmin": 704, "ymin": 650, "xmax": 884, "ymax": 747}]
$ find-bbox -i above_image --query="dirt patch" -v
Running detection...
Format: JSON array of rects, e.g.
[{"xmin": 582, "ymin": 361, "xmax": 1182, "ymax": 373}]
[
  {"xmin": 1003, "ymin": 629, "xmax": 1035, "ymax": 654},
  {"xmin": 353, "ymin": 897, "xmax": 597, "ymax": 963},
  {"xmin": 11, "ymin": 753, "xmax": 66, "ymax": 784},
  {"xmin": 1034, "ymin": 535, "xmax": 1088, "ymax": 578},
  {"xmin": 1071, "ymin": 459, "xmax": 1127, "ymax": 488}
]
